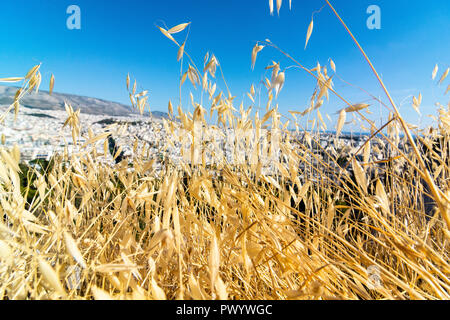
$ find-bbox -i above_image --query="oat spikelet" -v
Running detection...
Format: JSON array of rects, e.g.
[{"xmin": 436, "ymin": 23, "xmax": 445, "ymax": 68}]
[
  {"xmin": 305, "ymin": 19, "xmax": 314, "ymax": 50},
  {"xmin": 25, "ymin": 64, "xmax": 40, "ymax": 80},
  {"xmin": 439, "ymin": 68, "xmax": 449, "ymax": 85},
  {"xmin": 344, "ymin": 103, "xmax": 370, "ymax": 113},
  {"xmin": 177, "ymin": 42, "xmax": 186, "ymax": 61},
  {"xmin": 13, "ymin": 100, "xmax": 19, "ymax": 121},
  {"xmin": 336, "ymin": 109, "xmax": 346, "ymax": 138},
  {"xmin": 276, "ymin": 0, "xmax": 282, "ymax": 15},
  {"xmin": 181, "ymin": 72, "xmax": 188, "ymax": 85},
  {"xmin": 187, "ymin": 65, "xmax": 200, "ymax": 88},
  {"xmin": 91, "ymin": 286, "xmax": 114, "ymax": 300},
  {"xmin": 363, "ymin": 140, "xmax": 371, "ymax": 164},
  {"xmin": 0, "ymin": 240, "xmax": 12, "ymax": 261},
  {"xmin": 132, "ymin": 79, "xmax": 137, "ymax": 96},
  {"xmin": 34, "ymin": 71, "xmax": 42, "ymax": 93},
  {"xmin": 209, "ymin": 235, "xmax": 220, "ymax": 298},
  {"xmin": 262, "ymin": 108, "xmax": 275, "ymax": 124},
  {"xmin": 330, "ymin": 59, "xmax": 336, "ymax": 72},
  {"xmin": 0, "ymin": 148, "xmax": 20, "ymax": 172},
  {"xmin": 202, "ymin": 71, "xmax": 208, "ymax": 90},
  {"xmin": 0, "ymin": 77, "xmax": 24, "ymax": 83},
  {"xmin": 38, "ymin": 258, "xmax": 67, "ymax": 298},
  {"xmin": 412, "ymin": 95, "xmax": 422, "ymax": 115},
  {"xmin": 64, "ymin": 231, "xmax": 87, "ymax": 269},
  {"xmin": 168, "ymin": 100, "xmax": 174, "ymax": 117},
  {"xmin": 376, "ymin": 179, "xmax": 390, "ymax": 214},
  {"xmin": 168, "ymin": 22, "xmax": 190, "ymax": 34},
  {"xmin": 215, "ymin": 276, "xmax": 228, "ymax": 300},
  {"xmin": 157, "ymin": 26, "xmax": 179, "ymax": 46},
  {"xmin": 251, "ymin": 44, "xmax": 264, "ymax": 70},
  {"xmin": 247, "ymin": 92, "xmax": 254, "ymax": 103},
  {"xmin": 49, "ymin": 74, "xmax": 55, "ymax": 95},
  {"xmin": 432, "ymin": 64, "xmax": 438, "ymax": 80},
  {"xmin": 189, "ymin": 274, "xmax": 205, "ymax": 299},
  {"xmin": 151, "ymin": 278, "xmax": 167, "ymax": 300},
  {"xmin": 269, "ymin": 0, "xmax": 274, "ymax": 15},
  {"xmin": 352, "ymin": 158, "xmax": 367, "ymax": 194},
  {"xmin": 273, "ymin": 72, "xmax": 285, "ymax": 98}
]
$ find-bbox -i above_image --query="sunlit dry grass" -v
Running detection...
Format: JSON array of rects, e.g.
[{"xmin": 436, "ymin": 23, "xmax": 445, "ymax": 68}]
[{"xmin": 0, "ymin": 1, "xmax": 449, "ymax": 300}]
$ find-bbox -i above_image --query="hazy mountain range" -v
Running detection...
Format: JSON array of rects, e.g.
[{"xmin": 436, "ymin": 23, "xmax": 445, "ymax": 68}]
[{"xmin": 0, "ymin": 85, "xmax": 168, "ymax": 118}]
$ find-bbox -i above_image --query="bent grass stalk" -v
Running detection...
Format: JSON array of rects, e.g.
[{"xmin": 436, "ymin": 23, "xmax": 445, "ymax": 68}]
[
  {"xmin": 0, "ymin": 2, "xmax": 449, "ymax": 300},
  {"xmin": 324, "ymin": 0, "xmax": 450, "ymax": 231}
]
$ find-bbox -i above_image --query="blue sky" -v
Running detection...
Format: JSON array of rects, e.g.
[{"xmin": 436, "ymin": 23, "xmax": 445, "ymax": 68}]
[{"xmin": 0, "ymin": 0, "xmax": 449, "ymax": 129}]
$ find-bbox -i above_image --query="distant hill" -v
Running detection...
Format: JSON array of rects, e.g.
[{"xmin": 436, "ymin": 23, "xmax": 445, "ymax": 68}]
[{"xmin": 0, "ymin": 85, "xmax": 168, "ymax": 118}]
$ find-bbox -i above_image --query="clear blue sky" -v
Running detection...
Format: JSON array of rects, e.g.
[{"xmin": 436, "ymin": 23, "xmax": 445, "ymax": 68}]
[{"xmin": 0, "ymin": 0, "xmax": 449, "ymax": 129}]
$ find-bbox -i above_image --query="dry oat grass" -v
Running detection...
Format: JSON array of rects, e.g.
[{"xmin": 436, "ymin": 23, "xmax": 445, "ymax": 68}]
[{"xmin": 0, "ymin": 1, "xmax": 449, "ymax": 300}]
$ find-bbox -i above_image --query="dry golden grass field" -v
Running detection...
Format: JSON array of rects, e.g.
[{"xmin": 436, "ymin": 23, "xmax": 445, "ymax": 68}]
[{"xmin": 0, "ymin": 0, "xmax": 449, "ymax": 300}]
